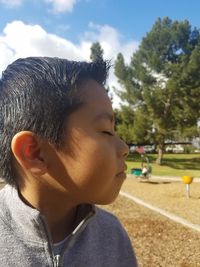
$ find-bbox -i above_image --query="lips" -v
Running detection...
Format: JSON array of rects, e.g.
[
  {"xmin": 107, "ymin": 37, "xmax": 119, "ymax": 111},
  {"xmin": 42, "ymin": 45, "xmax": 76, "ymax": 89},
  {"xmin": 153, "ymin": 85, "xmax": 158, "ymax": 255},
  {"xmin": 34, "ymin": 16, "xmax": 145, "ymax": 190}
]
[
  {"xmin": 116, "ymin": 164, "xmax": 127, "ymax": 178},
  {"xmin": 117, "ymin": 164, "xmax": 127, "ymax": 174},
  {"xmin": 116, "ymin": 171, "xmax": 127, "ymax": 179}
]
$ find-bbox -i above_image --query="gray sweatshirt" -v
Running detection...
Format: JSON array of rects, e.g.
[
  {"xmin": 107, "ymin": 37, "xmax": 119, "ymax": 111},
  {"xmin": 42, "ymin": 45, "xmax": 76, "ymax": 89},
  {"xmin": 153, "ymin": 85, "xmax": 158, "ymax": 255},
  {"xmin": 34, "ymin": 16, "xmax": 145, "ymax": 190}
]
[{"xmin": 0, "ymin": 184, "xmax": 137, "ymax": 266}]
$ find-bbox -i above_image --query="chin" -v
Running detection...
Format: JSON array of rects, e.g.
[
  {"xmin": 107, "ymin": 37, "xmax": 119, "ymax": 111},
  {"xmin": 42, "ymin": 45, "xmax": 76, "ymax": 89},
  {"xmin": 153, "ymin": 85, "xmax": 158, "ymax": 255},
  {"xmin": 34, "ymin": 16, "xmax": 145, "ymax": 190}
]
[{"xmin": 95, "ymin": 192, "xmax": 119, "ymax": 205}]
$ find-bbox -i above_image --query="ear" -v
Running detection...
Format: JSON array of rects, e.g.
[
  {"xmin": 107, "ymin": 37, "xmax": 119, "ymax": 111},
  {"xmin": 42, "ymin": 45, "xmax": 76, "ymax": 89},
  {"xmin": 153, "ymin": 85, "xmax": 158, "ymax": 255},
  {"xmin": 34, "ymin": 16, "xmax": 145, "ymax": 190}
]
[{"xmin": 11, "ymin": 131, "xmax": 47, "ymax": 176}]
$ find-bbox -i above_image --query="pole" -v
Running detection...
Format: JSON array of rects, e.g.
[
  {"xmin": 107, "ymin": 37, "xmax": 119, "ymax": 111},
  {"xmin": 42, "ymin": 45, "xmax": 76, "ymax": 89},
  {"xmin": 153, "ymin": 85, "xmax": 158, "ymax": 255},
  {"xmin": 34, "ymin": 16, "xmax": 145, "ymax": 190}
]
[{"xmin": 186, "ymin": 184, "xmax": 190, "ymax": 198}]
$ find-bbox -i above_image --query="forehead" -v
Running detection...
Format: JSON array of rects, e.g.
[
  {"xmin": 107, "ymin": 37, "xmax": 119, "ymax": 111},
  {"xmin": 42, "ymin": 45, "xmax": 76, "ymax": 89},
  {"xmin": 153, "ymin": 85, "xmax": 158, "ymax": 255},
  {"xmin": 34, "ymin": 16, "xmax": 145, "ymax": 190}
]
[
  {"xmin": 80, "ymin": 79, "xmax": 113, "ymax": 116},
  {"xmin": 62, "ymin": 79, "xmax": 115, "ymax": 148},
  {"xmin": 66, "ymin": 79, "xmax": 114, "ymax": 130}
]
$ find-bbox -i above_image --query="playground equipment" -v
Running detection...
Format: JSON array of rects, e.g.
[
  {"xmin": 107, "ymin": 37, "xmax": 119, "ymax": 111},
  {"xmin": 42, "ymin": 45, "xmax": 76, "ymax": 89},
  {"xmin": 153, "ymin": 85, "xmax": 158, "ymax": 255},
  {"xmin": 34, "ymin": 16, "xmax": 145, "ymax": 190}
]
[
  {"xmin": 131, "ymin": 168, "xmax": 142, "ymax": 177},
  {"xmin": 182, "ymin": 176, "xmax": 194, "ymax": 198}
]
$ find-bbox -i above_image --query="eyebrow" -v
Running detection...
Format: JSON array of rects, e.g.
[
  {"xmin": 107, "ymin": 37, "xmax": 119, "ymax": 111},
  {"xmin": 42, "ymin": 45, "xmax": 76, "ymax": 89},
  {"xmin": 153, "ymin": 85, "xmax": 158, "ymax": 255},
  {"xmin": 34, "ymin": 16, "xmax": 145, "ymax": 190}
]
[{"xmin": 93, "ymin": 112, "xmax": 115, "ymax": 123}]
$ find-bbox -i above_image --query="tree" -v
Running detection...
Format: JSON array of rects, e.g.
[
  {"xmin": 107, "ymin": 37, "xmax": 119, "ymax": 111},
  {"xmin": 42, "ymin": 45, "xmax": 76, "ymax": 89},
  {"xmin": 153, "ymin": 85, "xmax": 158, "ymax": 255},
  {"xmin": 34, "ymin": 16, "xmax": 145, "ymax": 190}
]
[
  {"xmin": 114, "ymin": 105, "xmax": 153, "ymax": 145},
  {"xmin": 114, "ymin": 106, "xmax": 135, "ymax": 144},
  {"xmin": 90, "ymin": 42, "xmax": 113, "ymax": 103},
  {"xmin": 115, "ymin": 17, "xmax": 200, "ymax": 164},
  {"xmin": 90, "ymin": 42, "xmax": 104, "ymax": 62}
]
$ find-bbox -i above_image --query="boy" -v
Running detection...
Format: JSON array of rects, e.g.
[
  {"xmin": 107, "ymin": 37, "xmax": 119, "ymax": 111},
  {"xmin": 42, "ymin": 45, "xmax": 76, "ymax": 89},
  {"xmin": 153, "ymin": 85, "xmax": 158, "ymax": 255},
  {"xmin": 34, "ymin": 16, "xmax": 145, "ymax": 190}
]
[
  {"xmin": 0, "ymin": 57, "xmax": 137, "ymax": 266},
  {"xmin": 141, "ymin": 165, "xmax": 148, "ymax": 178}
]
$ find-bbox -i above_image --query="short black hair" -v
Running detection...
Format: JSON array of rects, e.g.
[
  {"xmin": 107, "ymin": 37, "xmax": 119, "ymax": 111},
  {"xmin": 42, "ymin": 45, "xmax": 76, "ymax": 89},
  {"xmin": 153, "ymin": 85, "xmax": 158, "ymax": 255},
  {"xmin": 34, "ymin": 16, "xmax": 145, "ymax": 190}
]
[{"xmin": 0, "ymin": 57, "xmax": 110, "ymax": 186}]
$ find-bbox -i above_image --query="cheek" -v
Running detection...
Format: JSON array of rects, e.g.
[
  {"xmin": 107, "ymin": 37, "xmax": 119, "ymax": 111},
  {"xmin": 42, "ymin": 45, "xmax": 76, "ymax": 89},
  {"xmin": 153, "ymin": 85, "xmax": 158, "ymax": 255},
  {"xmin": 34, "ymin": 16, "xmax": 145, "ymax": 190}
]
[{"xmin": 68, "ymin": 137, "xmax": 117, "ymax": 184}]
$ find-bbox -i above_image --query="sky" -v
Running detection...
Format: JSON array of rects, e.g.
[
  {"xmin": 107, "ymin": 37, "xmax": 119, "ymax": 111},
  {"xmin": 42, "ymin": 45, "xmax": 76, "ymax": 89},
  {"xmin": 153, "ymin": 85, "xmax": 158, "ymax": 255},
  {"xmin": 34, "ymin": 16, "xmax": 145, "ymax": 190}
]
[{"xmin": 0, "ymin": 0, "xmax": 199, "ymax": 107}]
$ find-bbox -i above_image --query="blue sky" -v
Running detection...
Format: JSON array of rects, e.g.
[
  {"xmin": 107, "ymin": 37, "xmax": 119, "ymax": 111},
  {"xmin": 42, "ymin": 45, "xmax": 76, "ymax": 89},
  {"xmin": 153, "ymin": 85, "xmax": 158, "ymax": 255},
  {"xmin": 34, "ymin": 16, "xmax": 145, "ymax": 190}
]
[
  {"xmin": 1, "ymin": 0, "xmax": 199, "ymax": 43},
  {"xmin": 0, "ymin": 0, "xmax": 199, "ymax": 106}
]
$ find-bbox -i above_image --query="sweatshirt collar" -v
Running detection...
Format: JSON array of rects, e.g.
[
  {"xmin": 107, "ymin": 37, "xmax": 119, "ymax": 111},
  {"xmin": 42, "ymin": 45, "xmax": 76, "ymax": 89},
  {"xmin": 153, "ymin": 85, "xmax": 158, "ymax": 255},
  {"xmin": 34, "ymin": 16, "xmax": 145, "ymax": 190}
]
[{"xmin": 2, "ymin": 184, "xmax": 96, "ymax": 245}]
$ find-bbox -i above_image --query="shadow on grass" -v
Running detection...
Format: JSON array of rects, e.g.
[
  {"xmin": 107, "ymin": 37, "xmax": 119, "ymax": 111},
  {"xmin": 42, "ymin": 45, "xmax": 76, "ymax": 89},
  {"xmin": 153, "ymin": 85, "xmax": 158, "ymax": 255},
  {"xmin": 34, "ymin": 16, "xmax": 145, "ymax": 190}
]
[
  {"xmin": 162, "ymin": 158, "xmax": 200, "ymax": 170},
  {"xmin": 139, "ymin": 180, "xmax": 171, "ymax": 185},
  {"xmin": 127, "ymin": 153, "xmax": 200, "ymax": 171}
]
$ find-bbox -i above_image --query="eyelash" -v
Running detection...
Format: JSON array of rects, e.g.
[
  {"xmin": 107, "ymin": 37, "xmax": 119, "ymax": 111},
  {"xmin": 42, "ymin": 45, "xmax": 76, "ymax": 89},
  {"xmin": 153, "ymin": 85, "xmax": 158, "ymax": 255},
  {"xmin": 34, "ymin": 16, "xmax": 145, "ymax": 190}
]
[{"xmin": 102, "ymin": 131, "xmax": 114, "ymax": 136}]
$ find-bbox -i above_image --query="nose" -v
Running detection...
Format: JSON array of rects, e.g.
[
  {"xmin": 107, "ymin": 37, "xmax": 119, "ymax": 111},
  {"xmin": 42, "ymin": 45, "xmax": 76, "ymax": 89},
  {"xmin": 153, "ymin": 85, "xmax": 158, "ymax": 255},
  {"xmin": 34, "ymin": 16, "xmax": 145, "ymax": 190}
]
[{"xmin": 117, "ymin": 137, "xmax": 129, "ymax": 158}]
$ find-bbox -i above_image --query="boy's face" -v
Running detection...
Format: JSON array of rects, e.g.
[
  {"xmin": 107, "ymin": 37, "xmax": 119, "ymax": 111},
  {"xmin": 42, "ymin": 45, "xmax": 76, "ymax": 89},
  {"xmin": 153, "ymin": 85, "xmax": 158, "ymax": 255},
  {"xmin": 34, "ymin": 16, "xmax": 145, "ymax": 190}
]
[{"xmin": 51, "ymin": 79, "xmax": 129, "ymax": 205}]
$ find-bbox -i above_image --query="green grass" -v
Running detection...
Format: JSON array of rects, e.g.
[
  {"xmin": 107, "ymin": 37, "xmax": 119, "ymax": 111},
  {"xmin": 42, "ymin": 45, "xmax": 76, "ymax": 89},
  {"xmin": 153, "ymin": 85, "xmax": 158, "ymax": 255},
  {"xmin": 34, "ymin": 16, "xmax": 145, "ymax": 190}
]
[{"xmin": 126, "ymin": 153, "xmax": 200, "ymax": 177}]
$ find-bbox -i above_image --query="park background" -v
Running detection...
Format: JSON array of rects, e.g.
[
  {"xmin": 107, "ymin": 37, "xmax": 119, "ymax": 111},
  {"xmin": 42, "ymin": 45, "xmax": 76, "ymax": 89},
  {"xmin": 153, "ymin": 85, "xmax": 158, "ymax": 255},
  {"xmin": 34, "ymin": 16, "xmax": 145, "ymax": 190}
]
[{"xmin": 1, "ymin": 0, "xmax": 200, "ymax": 266}]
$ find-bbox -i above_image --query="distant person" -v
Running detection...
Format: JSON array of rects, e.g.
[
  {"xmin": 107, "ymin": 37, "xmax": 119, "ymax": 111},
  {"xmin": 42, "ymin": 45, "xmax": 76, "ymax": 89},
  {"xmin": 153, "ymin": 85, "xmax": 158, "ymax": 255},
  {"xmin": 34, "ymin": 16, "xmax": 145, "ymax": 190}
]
[
  {"xmin": 0, "ymin": 57, "xmax": 138, "ymax": 266},
  {"xmin": 142, "ymin": 165, "xmax": 148, "ymax": 177}
]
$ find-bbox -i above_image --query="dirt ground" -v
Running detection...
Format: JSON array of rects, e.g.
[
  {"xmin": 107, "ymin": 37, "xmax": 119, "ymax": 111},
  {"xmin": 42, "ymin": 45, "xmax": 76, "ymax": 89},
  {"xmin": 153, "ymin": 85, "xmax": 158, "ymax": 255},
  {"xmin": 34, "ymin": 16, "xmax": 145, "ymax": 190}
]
[
  {"xmin": 103, "ymin": 176, "xmax": 200, "ymax": 267},
  {"xmin": 122, "ymin": 175, "xmax": 200, "ymax": 225}
]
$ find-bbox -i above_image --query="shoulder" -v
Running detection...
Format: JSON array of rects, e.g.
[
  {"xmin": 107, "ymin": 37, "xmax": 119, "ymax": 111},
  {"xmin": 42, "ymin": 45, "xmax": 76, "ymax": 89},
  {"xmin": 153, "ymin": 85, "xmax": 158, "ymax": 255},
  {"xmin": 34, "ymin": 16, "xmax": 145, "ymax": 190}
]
[
  {"xmin": 0, "ymin": 184, "xmax": 9, "ymax": 211},
  {"xmin": 0, "ymin": 185, "xmax": 14, "ymax": 237},
  {"xmin": 91, "ymin": 206, "xmax": 132, "ymax": 244},
  {"xmin": 87, "ymin": 207, "xmax": 138, "ymax": 266},
  {"xmin": 95, "ymin": 207, "xmax": 124, "ymax": 230},
  {"xmin": 0, "ymin": 184, "xmax": 14, "ymax": 220},
  {"xmin": 0, "ymin": 184, "xmax": 13, "ymax": 209}
]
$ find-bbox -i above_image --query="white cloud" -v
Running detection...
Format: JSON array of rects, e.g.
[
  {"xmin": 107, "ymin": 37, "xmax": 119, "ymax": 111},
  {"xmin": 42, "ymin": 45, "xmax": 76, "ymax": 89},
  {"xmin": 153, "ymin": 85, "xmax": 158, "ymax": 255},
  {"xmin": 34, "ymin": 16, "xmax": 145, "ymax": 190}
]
[
  {"xmin": 84, "ymin": 22, "xmax": 138, "ymax": 63},
  {"xmin": 0, "ymin": 0, "xmax": 77, "ymax": 12},
  {"xmin": 0, "ymin": 0, "xmax": 22, "ymax": 7},
  {"xmin": 82, "ymin": 22, "xmax": 139, "ymax": 107},
  {"xmin": 0, "ymin": 20, "xmax": 139, "ymax": 108},
  {"xmin": 44, "ymin": 0, "xmax": 77, "ymax": 13},
  {"xmin": 0, "ymin": 21, "xmax": 85, "ymax": 62},
  {"xmin": 0, "ymin": 42, "xmax": 14, "ymax": 73}
]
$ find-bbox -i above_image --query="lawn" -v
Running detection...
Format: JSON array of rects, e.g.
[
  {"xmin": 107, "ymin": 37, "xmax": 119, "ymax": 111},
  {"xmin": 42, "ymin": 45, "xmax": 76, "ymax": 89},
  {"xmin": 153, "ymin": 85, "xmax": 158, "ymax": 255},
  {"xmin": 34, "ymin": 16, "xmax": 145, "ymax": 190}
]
[{"xmin": 126, "ymin": 153, "xmax": 200, "ymax": 177}]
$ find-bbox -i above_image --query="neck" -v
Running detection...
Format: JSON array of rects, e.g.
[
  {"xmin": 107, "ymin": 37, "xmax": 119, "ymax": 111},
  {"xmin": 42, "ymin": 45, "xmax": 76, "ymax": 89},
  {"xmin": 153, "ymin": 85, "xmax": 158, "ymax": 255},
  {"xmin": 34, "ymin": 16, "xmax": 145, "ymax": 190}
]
[
  {"xmin": 44, "ymin": 205, "xmax": 77, "ymax": 243},
  {"xmin": 18, "ymin": 179, "xmax": 78, "ymax": 243}
]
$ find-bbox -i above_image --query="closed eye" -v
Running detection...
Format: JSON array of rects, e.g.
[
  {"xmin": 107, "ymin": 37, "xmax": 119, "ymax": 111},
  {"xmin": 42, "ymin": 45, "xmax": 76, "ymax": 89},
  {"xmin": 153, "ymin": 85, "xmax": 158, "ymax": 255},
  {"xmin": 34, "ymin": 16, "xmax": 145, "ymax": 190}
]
[{"xmin": 102, "ymin": 131, "xmax": 114, "ymax": 136}]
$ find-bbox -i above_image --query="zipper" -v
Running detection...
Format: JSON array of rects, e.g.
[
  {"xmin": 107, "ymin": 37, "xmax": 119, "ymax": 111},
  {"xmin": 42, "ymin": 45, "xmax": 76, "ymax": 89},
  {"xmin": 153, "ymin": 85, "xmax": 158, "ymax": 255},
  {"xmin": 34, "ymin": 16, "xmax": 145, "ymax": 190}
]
[
  {"xmin": 39, "ymin": 214, "xmax": 62, "ymax": 267},
  {"xmin": 53, "ymin": 255, "xmax": 61, "ymax": 267},
  {"xmin": 39, "ymin": 207, "xmax": 95, "ymax": 267},
  {"xmin": 56, "ymin": 211, "xmax": 95, "ymax": 266}
]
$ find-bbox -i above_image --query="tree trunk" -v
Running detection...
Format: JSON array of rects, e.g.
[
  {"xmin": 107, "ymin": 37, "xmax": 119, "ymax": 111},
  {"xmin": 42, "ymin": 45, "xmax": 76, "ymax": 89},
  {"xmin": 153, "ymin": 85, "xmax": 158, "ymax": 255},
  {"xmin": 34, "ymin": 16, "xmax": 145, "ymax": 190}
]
[{"xmin": 156, "ymin": 144, "xmax": 164, "ymax": 165}]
